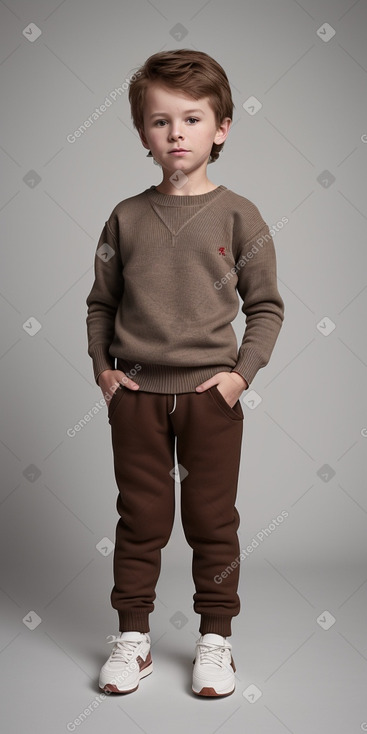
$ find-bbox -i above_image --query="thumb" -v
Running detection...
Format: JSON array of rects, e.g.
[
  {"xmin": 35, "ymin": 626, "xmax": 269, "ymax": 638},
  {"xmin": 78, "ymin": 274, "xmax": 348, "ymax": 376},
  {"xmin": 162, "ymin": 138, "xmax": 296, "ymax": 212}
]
[
  {"xmin": 115, "ymin": 370, "xmax": 140, "ymax": 390},
  {"xmin": 196, "ymin": 378, "xmax": 216, "ymax": 392}
]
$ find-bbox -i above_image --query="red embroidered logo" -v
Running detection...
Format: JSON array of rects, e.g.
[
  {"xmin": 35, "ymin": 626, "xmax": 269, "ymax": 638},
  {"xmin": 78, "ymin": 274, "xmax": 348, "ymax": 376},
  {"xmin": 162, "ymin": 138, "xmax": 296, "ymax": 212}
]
[{"xmin": 218, "ymin": 247, "xmax": 226, "ymax": 256}]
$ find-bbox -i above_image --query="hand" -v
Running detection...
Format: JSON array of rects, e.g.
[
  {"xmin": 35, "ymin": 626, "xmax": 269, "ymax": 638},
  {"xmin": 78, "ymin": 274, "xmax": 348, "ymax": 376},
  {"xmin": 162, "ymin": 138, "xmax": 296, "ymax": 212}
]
[
  {"xmin": 195, "ymin": 371, "xmax": 248, "ymax": 409},
  {"xmin": 97, "ymin": 369, "xmax": 140, "ymax": 405}
]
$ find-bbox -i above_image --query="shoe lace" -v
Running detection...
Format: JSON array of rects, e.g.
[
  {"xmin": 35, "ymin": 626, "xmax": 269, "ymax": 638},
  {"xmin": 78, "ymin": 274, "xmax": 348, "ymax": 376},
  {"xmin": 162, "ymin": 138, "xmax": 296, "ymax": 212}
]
[
  {"xmin": 197, "ymin": 641, "xmax": 232, "ymax": 667},
  {"xmin": 107, "ymin": 638, "xmax": 142, "ymax": 663}
]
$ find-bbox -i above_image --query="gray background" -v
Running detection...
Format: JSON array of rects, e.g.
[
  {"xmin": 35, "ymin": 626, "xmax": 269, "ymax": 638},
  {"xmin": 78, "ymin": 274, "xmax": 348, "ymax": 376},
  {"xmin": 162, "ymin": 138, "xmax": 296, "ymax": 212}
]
[{"xmin": 1, "ymin": 0, "xmax": 366, "ymax": 732}]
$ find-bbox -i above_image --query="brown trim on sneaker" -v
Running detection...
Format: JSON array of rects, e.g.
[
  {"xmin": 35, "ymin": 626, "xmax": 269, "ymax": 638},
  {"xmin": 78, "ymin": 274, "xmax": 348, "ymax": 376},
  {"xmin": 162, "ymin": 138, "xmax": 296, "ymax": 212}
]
[
  {"xmin": 194, "ymin": 686, "xmax": 235, "ymax": 697},
  {"xmin": 137, "ymin": 652, "xmax": 152, "ymax": 671}
]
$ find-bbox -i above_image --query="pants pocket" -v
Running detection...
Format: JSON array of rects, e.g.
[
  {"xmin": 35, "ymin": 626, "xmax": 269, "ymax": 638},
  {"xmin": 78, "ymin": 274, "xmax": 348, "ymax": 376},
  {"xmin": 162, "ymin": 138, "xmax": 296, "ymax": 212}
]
[
  {"xmin": 208, "ymin": 385, "xmax": 244, "ymax": 421},
  {"xmin": 107, "ymin": 384, "xmax": 126, "ymax": 422}
]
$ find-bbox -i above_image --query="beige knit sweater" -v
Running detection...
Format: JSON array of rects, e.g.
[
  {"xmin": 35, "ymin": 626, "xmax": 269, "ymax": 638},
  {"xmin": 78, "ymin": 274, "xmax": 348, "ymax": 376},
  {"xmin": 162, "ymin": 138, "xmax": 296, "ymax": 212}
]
[{"xmin": 86, "ymin": 185, "xmax": 284, "ymax": 393}]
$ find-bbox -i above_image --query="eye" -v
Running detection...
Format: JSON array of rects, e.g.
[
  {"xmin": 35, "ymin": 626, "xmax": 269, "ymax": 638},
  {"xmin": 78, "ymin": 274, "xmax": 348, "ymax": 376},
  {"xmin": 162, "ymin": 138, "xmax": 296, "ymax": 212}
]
[{"xmin": 153, "ymin": 117, "xmax": 199, "ymax": 126}]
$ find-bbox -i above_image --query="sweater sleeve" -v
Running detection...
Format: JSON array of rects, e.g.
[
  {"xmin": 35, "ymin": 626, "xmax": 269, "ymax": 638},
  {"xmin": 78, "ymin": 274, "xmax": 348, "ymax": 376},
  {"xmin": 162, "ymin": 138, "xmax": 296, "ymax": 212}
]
[
  {"xmin": 86, "ymin": 216, "xmax": 124, "ymax": 385},
  {"xmin": 232, "ymin": 210, "xmax": 285, "ymax": 388}
]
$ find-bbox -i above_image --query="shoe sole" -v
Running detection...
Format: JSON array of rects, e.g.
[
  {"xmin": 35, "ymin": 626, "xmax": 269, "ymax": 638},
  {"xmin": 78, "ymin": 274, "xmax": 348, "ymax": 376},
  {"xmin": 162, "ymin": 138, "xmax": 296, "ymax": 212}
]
[
  {"xmin": 99, "ymin": 661, "xmax": 153, "ymax": 694},
  {"xmin": 192, "ymin": 685, "xmax": 235, "ymax": 697},
  {"xmin": 192, "ymin": 653, "xmax": 236, "ymax": 697}
]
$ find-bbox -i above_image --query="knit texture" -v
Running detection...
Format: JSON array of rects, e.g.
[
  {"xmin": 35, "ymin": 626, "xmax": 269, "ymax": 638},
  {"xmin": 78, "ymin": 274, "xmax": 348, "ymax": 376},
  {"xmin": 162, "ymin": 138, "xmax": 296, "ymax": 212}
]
[{"xmin": 86, "ymin": 185, "xmax": 284, "ymax": 392}]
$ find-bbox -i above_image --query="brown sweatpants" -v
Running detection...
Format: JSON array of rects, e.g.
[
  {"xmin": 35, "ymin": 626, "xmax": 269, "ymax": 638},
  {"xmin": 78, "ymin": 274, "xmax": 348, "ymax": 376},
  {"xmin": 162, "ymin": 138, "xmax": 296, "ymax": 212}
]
[{"xmin": 107, "ymin": 380, "xmax": 244, "ymax": 638}]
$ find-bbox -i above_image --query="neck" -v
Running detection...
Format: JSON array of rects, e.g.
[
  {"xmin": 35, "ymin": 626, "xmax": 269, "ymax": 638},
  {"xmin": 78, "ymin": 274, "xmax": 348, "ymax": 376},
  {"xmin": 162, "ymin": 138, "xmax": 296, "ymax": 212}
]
[{"xmin": 154, "ymin": 167, "xmax": 217, "ymax": 196}]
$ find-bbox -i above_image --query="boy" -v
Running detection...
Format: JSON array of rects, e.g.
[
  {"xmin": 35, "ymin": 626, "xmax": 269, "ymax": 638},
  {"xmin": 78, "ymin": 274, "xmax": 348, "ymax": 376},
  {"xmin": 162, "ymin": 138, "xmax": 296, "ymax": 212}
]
[{"xmin": 86, "ymin": 49, "xmax": 284, "ymax": 698}]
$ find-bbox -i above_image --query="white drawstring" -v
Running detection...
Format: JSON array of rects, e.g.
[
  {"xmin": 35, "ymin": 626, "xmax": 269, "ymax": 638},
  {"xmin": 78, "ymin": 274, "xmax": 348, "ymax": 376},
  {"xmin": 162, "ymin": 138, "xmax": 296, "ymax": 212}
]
[{"xmin": 168, "ymin": 394, "xmax": 177, "ymax": 414}]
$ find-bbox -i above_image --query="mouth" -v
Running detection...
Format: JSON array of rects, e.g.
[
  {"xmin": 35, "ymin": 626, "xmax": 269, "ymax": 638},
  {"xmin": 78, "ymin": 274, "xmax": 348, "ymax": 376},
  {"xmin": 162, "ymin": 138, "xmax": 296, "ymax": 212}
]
[{"xmin": 168, "ymin": 149, "xmax": 189, "ymax": 154}]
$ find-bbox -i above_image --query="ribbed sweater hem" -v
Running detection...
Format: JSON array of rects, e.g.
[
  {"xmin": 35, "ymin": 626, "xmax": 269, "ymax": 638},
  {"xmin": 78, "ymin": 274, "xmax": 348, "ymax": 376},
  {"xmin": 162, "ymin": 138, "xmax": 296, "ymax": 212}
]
[{"xmin": 116, "ymin": 358, "xmax": 234, "ymax": 394}]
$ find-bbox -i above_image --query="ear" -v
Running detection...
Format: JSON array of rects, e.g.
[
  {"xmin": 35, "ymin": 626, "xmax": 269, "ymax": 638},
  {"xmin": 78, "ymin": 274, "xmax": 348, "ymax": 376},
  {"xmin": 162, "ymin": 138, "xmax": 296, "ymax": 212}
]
[
  {"xmin": 138, "ymin": 127, "xmax": 150, "ymax": 150},
  {"xmin": 214, "ymin": 117, "xmax": 232, "ymax": 146}
]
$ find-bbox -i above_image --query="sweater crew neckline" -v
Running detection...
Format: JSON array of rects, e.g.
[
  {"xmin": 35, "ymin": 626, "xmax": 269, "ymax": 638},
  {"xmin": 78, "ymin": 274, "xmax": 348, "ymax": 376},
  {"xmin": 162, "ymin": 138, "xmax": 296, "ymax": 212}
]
[{"xmin": 145, "ymin": 184, "xmax": 227, "ymax": 206}]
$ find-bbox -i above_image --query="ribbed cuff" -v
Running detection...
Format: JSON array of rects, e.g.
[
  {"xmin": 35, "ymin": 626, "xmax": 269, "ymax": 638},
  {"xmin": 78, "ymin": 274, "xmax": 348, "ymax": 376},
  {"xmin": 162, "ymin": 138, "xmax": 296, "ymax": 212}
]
[
  {"xmin": 118, "ymin": 609, "xmax": 150, "ymax": 633},
  {"xmin": 233, "ymin": 347, "xmax": 266, "ymax": 387},
  {"xmin": 89, "ymin": 345, "xmax": 115, "ymax": 384},
  {"xmin": 199, "ymin": 614, "xmax": 234, "ymax": 637}
]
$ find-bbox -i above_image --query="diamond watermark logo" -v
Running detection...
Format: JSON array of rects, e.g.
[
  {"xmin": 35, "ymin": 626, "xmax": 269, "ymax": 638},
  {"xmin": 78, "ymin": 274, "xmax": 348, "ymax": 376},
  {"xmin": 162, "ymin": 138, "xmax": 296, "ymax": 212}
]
[
  {"xmin": 96, "ymin": 538, "xmax": 114, "ymax": 556},
  {"xmin": 23, "ymin": 464, "xmax": 42, "ymax": 482},
  {"xmin": 169, "ymin": 463, "xmax": 189, "ymax": 482},
  {"xmin": 169, "ymin": 611, "xmax": 188, "ymax": 629},
  {"xmin": 170, "ymin": 23, "xmax": 188, "ymax": 41},
  {"xmin": 243, "ymin": 390, "xmax": 262, "ymax": 409},
  {"xmin": 317, "ymin": 170, "xmax": 335, "ymax": 188},
  {"xmin": 97, "ymin": 243, "xmax": 115, "ymax": 262},
  {"xmin": 22, "ymin": 317, "xmax": 42, "ymax": 336},
  {"xmin": 22, "ymin": 23, "xmax": 42, "ymax": 42},
  {"xmin": 316, "ymin": 23, "xmax": 336, "ymax": 42},
  {"xmin": 316, "ymin": 317, "xmax": 336, "ymax": 336},
  {"xmin": 23, "ymin": 611, "xmax": 42, "ymax": 630},
  {"xmin": 169, "ymin": 170, "xmax": 189, "ymax": 189},
  {"xmin": 23, "ymin": 170, "xmax": 41, "ymax": 188},
  {"xmin": 317, "ymin": 464, "xmax": 336, "ymax": 482},
  {"xmin": 243, "ymin": 684, "xmax": 263, "ymax": 703},
  {"xmin": 317, "ymin": 611, "xmax": 336, "ymax": 630},
  {"xmin": 243, "ymin": 96, "xmax": 262, "ymax": 115}
]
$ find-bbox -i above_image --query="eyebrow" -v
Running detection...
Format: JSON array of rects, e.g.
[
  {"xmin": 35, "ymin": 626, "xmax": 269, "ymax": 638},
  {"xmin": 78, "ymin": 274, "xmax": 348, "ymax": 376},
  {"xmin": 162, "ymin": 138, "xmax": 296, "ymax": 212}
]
[{"xmin": 149, "ymin": 109, "xmax": 205, "ymax": 119}]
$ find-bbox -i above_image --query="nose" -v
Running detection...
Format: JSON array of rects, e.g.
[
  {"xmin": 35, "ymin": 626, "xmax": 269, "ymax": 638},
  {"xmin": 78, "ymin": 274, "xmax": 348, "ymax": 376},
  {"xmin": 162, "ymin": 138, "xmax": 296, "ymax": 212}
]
[{"xmin": 169, "ymin": 126, "xmax": 184, "ymax": 141}]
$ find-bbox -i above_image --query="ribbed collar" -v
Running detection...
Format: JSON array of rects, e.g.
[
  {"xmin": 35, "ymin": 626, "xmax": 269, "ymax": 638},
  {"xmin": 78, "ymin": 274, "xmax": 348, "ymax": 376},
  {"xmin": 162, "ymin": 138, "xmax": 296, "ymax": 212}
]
[{"xmin": 145, "ymin": 184, "xmax": 227, "ymax": 206}]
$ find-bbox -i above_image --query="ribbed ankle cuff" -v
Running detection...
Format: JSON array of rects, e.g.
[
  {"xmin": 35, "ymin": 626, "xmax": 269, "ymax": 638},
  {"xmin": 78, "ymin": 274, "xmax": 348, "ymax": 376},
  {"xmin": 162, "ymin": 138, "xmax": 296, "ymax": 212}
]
[
  {"xmin": 199, "ymin": 614, "xmax": 233, "ymax": 637},
  {"xmin": 118, "ymin": 609, "xmax": 150, "ymax": 633}
]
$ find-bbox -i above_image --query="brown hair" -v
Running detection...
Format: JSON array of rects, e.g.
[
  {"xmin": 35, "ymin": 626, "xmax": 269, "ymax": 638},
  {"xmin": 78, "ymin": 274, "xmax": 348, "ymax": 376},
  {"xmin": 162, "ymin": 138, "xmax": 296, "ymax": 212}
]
[{"xmin": 128, "ymin": 49, "xmax": 234, "ymax": 163}]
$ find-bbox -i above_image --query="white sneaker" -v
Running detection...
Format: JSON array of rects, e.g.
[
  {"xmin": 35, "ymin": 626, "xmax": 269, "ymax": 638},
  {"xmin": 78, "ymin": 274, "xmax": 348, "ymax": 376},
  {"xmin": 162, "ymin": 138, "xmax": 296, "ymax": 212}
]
[
  {"xmin": 192, "ymin": 633, "xmax": 236, "ymax": 697},
  {"xmin": 99, "ymin": 631, "xmax": 153, "ymax": 693}
]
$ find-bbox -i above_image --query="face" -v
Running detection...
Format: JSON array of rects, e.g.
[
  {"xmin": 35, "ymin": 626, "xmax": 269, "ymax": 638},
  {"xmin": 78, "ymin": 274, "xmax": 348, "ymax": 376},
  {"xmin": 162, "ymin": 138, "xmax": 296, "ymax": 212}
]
[{"xmin": 138, "ymin": 82, "xmax": 231, "ymax": 176}]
